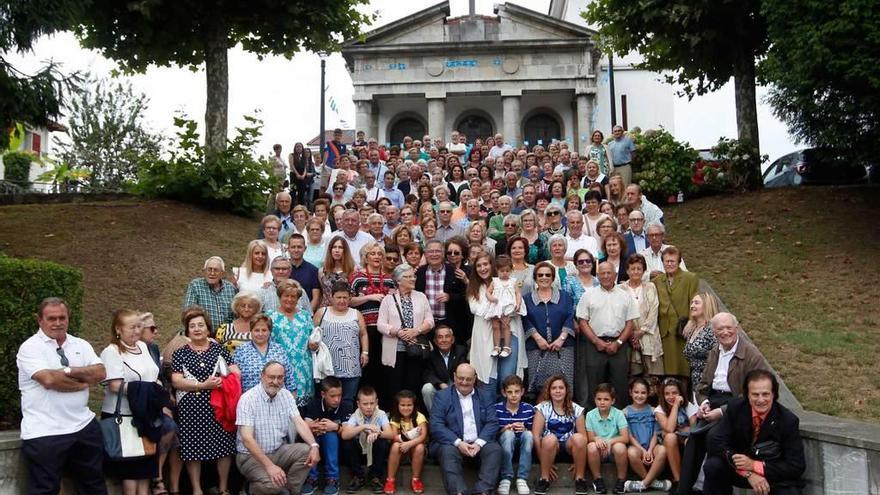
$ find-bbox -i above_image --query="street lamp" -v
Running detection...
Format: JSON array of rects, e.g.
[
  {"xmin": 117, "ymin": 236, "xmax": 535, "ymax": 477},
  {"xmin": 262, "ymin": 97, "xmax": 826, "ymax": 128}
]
[{"xmin": 318, "ymin": 52, "xmax": 328, "ymax": 163}]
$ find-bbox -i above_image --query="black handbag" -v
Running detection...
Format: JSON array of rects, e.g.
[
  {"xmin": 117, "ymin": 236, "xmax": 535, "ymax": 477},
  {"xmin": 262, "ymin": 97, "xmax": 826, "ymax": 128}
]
[
  {"xmin": 393, "ymin": 294, "xmax": 431, "ymax": 359},
  {"xmin": 99, "ymin": 366, "xmax": 157, "ymax": 460},
  {"xmin": 751, "ymin": 440, "xmax": 782, "ymax": 461}
]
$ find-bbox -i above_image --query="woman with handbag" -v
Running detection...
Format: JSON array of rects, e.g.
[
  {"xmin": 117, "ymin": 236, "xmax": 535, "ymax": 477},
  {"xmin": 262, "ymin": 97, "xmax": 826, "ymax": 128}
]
[
  {"xmin": 171, "ymin": 307, "xmax": 240, "ymax": 495},
  {"xmin": 376, "ymin": 263, "xmax": 435, "ymax": 410},
  {"xmin": 350, "ymin": 242, "xmax": 397, "ymax": 393},
  {"xmin": 655, "ymin": 246, "xmax": 699, "ymax": 385},
  {"xmin": 313, "ymin": 280, "xmax": 369, "ymax": 412},
  {"xmin": 101, "ymin": 309, "xmax": 162, "ymax": 495}
]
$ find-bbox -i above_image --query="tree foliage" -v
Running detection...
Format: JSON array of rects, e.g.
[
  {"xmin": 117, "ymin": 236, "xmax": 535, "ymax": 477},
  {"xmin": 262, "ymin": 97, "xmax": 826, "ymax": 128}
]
[
  {"xmin": 53, "ymin": 76, "xmax": 163, "ymax": 191},
  {"xmin": 759, "ymin": 0, "xmax": 880, "ymax": 165}
]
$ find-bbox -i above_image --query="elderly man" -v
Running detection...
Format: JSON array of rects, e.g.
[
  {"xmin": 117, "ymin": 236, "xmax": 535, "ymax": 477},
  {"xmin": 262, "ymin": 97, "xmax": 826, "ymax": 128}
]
[
  {"xmin": 17, "ymin": 297, "xmax": 108, "ymax": 494},
  {"xmin": 366, "ymin": 213, "xmax": 386, "ymax": 245},
  {"xmin": 489, "ymin": 133, "xmax": 513, "ymax": 160},
  {"xmin": 259, "ymin": 192, "xmax": 293, "ymax": 241},
  {"xmin": 360, "ymin": 169, "xmax": 383, "ymax": 204},
  {"xmin": 575, "ymin": 262, "xmax": 640, "ymax": 408},
  {"xmin": 436, "ymin": 201, "xmax": 464, "ymax": 242},
  {"xmin": 458, "ymin": 198, "xmax": 485, "ymax": 230},
  {"xmin": 382, "ymin": 205, "xmax": 401, "ymax": 237},
  {"xmin": 415, "ymin": 240, "xmax": 460, "ymax": 327},
  {"xmin": 236, "ymin": 361, "xmax": 321, "ymax": 495},
  {"xmin": 367, "ymin": 148, "xmax": 387, "ymax": 180},
  {"xmin": 703, "ymin": 370, "xmax": 805, "ymax": 495},
  {"xmin": 565, "ymin": 210, "xmax": 599, "ymax": 259},
  {"xmin": 639, "ymin": 224, "xmax": 687, "ymax": 278},
  {"xmin": 512, "ymin": 184, "xmax": 538, "ymax": 214},
  {"xmin": 429, "ymin": 362, "xmax": 503, "ymax": 495},
  {"xmin": 609, "ymin": 126, "xmax": 636, "ymax": 185},
  {"xmin": 260, "ymin": 256, "xmax": 312, "ymax": 314},
  {"xmin": 331, "ymin": 210, "xmax": 373, "ymax": 265},
  {"xmin": 422, "ymin": 325, "xmax": 469, "ymax": 413},
  {"xmin": 625, "ymin": 184, "xmax": 664, "ymax": 226},
  {"xmin": 448, "ymin": 131, "xmax": 467, "ymax": 162},
  {"xmin": 503, "ymin": 172, "xmax": 522, "ymax": 201},
  {"xmin": 623, "ymin": 210, "xmax": 648, "ymax": 255},
  {"xmin": 183, "ymin": 256, "xmax": 237, "ymax": 328}
]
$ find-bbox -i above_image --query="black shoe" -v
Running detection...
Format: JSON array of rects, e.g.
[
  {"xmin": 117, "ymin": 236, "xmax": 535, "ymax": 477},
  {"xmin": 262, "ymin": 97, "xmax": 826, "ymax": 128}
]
[
  {"xmin": 575, "ymin": 478, "xmax": 590, "ymax": 495},
  {"xmin": 669, "ymin": 481, "xmax": 679, "ymax": 494},
  {"xmin": 614, "ymin": 479, "xmax": 626, "ymax": 494},
  {"xmin": 535, "ymin": 478, "xmax": 551, "ymax": 495},
  {"xmin": 347, "ymin": 476, "xmax": 364, "ymax": 493},
  {"xmin": 593, "ymin": 478, "xmax": 607, "ymax": 494},
  {"xmin": 369, "ymin": 477, "xmax": 384, "ymax": 494}
]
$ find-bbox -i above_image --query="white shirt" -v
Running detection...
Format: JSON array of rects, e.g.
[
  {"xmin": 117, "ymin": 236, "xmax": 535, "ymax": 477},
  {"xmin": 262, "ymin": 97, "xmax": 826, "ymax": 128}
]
[
  {"xmin": 329, "ymin": 230, "xmax": 373, "ymax": 266},
  {"xmin": 565, "ymin": 232, "xmax": 599, "ymax": 259},
  {"xmin": 100, "ymin": 341, "xmax": 160, "ymax": 414},
  {"xmin": 361, "ymin": 185, "xmax": 384, "ymax": 204},
  {"xmin": 640, "ymin": 244, "xmax": 688, "ymax": 274},
  {"xmin": 712, "ymin": 338, "xmax": 740, "ymax": 393},
  {"xmin": 576, "ymin": 285, "xmax": 640, "ymax": 338},
  {"xmin": 17, "ymin": 329, "xmax": 103, "ymax": 440},
  {"xmin": 639, "ymin": 197, "xmax": 664, "ymax": 225},
  {"xmin": 455, "ymin": 389, "xmax": 486, "ymax": 447}
]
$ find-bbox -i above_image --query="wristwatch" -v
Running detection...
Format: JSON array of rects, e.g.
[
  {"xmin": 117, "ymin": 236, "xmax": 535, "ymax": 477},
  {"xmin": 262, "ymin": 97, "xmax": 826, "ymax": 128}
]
[
  {"xmin": 615, "ymin": 339, "xmax": 624, "ymax": 346},
  {"xmin": 310, "ymin": 442, "xmax": 320, "ymax": 448},
  {"xmin": 63, "ymin": 367, "xmax": 72, "ymax": 375}
]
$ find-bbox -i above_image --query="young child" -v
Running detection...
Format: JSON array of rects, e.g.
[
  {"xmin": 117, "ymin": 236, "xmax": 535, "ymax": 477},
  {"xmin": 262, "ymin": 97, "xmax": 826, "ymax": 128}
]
[
  {"xmin": 341, "ymin": 386, "xmax": 393, "ymax": 494},
  {"xmin": 385, "ymin": 390, "xmax": 429, "ymax": 495},
  {"xmin": 623, "ymin": 378, "xmax": 671, "ymax": 493},
  {"xmin": 533, "ymin": 375, "xmax": 588, "ymax": 495},
  {"xmin": 483, "ymin": 255, "xmax": 526, "ymax": 357},
  {"xmin": 495, "ymin": 375, "xmax": 535, "ymax": 495},
  {"xmin": 654, "ymin": 378, "xmax": 698, "ymax": 492},
  {"xmin": 585, "ymin": 383, "xmax": 630, "ymax": 495},
  {"xmin": 303, "ymin": 377, "xmax": 352, "ymax": 495}
]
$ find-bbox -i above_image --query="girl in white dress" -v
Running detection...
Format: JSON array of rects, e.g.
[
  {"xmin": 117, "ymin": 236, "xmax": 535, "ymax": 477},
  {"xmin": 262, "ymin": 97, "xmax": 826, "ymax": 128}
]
[{"xmin": 482, "ymin": 255, "xmax": 526, "ymax": 358}]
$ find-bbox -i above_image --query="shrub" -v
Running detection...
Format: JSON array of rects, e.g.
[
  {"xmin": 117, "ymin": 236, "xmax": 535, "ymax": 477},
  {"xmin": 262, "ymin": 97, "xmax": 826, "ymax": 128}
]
[
  {"xmin": 709, "ymin": 137, "xmax": 767, "ymax": 190},
  {"xmin": 133, "ymin": 114, "xmax": 280, "ymax": 216},
  {"xmin": 632, "ymin": 128, "xmax": 699, "ymax": 201},
  {"xmin": 0, "ymin": 255, "xmax": 83, "ymax": 424},
  {"xmin": 2, "ymin": 150, "xmax": 36, "ymax": 189}
]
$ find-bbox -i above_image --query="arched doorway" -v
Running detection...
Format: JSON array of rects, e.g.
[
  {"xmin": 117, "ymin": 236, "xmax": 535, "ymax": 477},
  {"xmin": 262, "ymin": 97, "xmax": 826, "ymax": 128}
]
[
  {"xmin": 456, "ymin": 113, "xmax": 494, "ymax": 141},
  {"xmin": 388, "ymin": 115, "xmax": 426, "ymax": 147},
  {"xmin": 523, "ymin": 112, "xmax": 562, "ymax": 146}
]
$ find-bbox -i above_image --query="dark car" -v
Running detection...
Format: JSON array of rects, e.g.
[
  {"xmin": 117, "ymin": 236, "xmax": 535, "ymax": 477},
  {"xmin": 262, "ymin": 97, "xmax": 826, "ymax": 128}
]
[{"xmin": 763, "ymin": 148, "xmax": 869, "ymax": 187}]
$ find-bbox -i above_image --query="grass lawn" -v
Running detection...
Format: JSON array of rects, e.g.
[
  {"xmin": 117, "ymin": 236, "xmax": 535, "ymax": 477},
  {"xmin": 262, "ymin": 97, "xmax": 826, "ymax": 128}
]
[{"xmin": 0, "ymin": 187, "xmax": 878, "ymax": 422}]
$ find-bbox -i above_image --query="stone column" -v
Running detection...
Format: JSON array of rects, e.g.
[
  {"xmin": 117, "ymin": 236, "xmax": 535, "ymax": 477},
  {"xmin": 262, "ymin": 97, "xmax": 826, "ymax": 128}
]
[
  {"xmin": 427, "ymin": 94, "xmax": 446, "ymax": 142},
  {"xmin": 576, "ymin": 92, "xmax": 594, "ymax": 154},
  {"xmin": 501, "ymin": 91, "xmax": 522, "ymax": 147},
  {"xmin": 354, "ymin": 98, "xmax": 374, "ymax": 139}
]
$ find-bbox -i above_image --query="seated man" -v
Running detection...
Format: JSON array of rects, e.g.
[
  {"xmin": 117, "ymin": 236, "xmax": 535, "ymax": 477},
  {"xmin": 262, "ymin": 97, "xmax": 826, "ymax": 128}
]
[
  {"xmin": 429, "ymin": 363, "xmax": 503, "ymax": 495},
  {"xmin": 421, "ymin": 325, "xmax": 469, "ymax": 413},
  {"xmin": 236, "ymin": 361, "xmax": 320, "ymax": 495},
  {"xmin": 703, "ymin": 370, "xmax": 805, "ymax": 495}
]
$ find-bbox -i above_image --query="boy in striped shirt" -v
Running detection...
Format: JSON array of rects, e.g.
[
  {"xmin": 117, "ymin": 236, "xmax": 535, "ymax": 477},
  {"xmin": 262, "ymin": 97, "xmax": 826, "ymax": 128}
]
[{"xmin": 495, "ymin": 375, "xmax": 535, "ymax": 495}]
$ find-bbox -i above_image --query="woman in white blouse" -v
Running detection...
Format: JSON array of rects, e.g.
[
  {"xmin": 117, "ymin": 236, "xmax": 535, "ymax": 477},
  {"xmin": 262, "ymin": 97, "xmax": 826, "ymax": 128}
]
[{"xmin": 234, "ymin": 240, "xmax": 271, "ymax": 292}]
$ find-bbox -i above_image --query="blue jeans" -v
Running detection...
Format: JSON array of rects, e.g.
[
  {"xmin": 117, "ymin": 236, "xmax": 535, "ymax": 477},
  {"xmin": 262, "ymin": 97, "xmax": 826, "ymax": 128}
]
[
  {"xmin": 340, "ymin": 377, "xmax": 360, "ymax": 415},
  {"xmin": 308, "ymin": 431, "xmax": 340, "ymax": 480},
  {"xmin": 499, "ymin": 429, "xmax": 533, "ymax": 481},
  {"xmin": 488, "ymin": 335, "xmax": 520, "ymax": 396}
]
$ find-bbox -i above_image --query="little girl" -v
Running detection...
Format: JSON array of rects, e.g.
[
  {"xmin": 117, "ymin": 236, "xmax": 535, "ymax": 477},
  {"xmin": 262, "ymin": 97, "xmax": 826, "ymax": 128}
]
[
  {"xmin": 483, "ymin": 255, "xmax": 526, "ymax": 358},
  {"xmin": 623, "ymin": 378, "xmax": 671, "ymax": 493},
  {"xmin": 654, "ymin": 378, "xmax": 698, "ymax": 489},
  {"xmin": 384, "ymin": 390, "xmax": 429, "ymax": 495}
]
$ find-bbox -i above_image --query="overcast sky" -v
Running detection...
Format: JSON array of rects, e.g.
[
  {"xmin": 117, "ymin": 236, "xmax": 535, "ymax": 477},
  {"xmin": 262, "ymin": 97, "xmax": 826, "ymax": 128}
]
[{"xmin": 8, "ymin": 0, "xmax": 799, "ymax": 162}]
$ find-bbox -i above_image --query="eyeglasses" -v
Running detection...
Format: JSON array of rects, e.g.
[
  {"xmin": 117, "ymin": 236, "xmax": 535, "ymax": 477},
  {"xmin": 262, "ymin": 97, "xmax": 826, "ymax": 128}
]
[
  {"xmin": 385, "ymin": 256, "xmax": 399, "ymax": 262},
  {"xmin": 439, "ymin": 210, "xmax": 452, "ymax": 214},
  {"xmin": 205, "ymin": 267, "xmax": 222, "ymax": 274},
  {"xmin": 576, "ymin": 259, "xmax": 593, "ymax": 265},
  {"xmin": 504, "ymin": 223, "xmax": 518, "ymax": 228},
  {"xmin": 56, "ymin": 347, "xmax": 69, "ymax": 367},
  {"xmin": 536, "ymin": 272, "xmax": 553, "ymax": 278},
  {"xmin": 143, "ymin": 325, "xmax": 158, "ymax": 333},
  {"xmin": 546, "ymin": 211, "xmax": 560, "ymax": 216},
  {"xmin": 446, "ymin": 250, "xmax": 461, "ymax": 256}
]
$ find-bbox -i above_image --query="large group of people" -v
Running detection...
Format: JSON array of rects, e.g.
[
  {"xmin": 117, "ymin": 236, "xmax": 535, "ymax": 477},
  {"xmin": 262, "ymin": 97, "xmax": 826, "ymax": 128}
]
[{"xmin": 18, "ymin": 127, "xmax": 805, "ymax": 495}]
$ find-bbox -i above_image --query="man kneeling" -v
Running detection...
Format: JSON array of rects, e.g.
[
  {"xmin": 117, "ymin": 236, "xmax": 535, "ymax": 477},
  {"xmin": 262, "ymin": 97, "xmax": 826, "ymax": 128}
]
[{"xmin": 236, "ymin": 361, "xmax": 320, "ymax": 495}]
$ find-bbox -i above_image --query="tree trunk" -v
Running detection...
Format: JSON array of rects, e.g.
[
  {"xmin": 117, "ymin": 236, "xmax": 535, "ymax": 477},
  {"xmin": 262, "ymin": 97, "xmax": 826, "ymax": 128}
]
[
  {"xmin": 204, "ymin": 20, "xmax": 228, "ymax": 159},
  {"xmin": 733, "ymin": 53, "xmax": 762, "ymax": 189}
]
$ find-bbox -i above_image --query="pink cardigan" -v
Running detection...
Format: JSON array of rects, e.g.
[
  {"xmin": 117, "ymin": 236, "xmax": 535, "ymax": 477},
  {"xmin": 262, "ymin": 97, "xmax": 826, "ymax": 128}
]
[{"xmin": 376, "ymin": 290, "xmax": 435, "ymax": 368}]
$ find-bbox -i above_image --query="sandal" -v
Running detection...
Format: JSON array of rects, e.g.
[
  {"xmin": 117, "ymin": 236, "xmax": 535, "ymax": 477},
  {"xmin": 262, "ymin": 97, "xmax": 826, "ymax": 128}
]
[
  {"xmin": 500, "ymin": 346, "xmax": 512, "ymax": 358},
  {"xmin": 151, "ymin": 479, "xmax": 169, "ymax": 495}
]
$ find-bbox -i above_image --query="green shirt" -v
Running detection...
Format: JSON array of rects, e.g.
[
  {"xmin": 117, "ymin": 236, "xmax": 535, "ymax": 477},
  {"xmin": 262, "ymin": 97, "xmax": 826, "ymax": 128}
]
[{"xmin": 586, "ymin": 406, "xmax": 628, "ymax": 440}]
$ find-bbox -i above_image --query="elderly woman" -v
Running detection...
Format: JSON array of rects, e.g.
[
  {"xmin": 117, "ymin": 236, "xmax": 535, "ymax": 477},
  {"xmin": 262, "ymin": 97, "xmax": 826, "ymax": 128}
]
[
  {"xmin": 304, "ymin": 217, "xmax": 328, "ymax": 269},
  {"xmin": 518, "ymin": 209, "xmax": 547, "ymax": 264},
  {"xmin": 172, "ymin": 307, "xmax": 240, "ymax": 495},
  {"xmin": 599, "ymin": 232, "xmax": 630, "ymax": 283},
  {"xmin": 215, "ymin": 290, "xmax": 262, "ymax": 356},
  {"xmin": 466, "ymin": 221, "xmax": 497, "ymax": 258},
  {"xmin": 377, "ymin": 264, "xmax": 435, "ymax": 409},
  {"xmin": 562, "ymin": 249, "xmax": 599, "ymax": 314},
  {"xmin": 467, "ymin": 253, "xmax": 527, "ymax": 391},
  {"xmin": 235, "ymin": 240, "xmax": 271, "ymax": 292},
  {"xmin": 488, "ymin": 195, "xmax": 515, "ymax": 241},
  {"xmin": 319, "ymin": 236, "xmax": 356, "ymax": 307},
  {"xmin": 595, "ymin": 216, "xmax": 618, "ymax": 249},
  {"xmin": 522, "ymin": 262, "xmax": 576, "ymax": 395},
  {"xmin": 543, "ymin": 203, "xmax": 566, "ymax": 238},
  {"xmin": 260, "ymin": 215, "xmax": 285, "ymax": 262},
  {"xmin": 314, "ymin": 280, "xmax": 368, "ymax": 412},
  {"xmin": 349, "ymin": 241, "xmax": 397, "ymax": 391},
  {"xmin": 655, "ymin": 246, "xmax": 699, "ymax": 382},
  {"xmin": 182, "ymin": 256, "xmax": 237, "ymax": 330},
  {"xmin": 234, "ymin": 314, "xmax": 295, "ymax": 393},
  {"xmin": 546, "ymin": 234, "xmax": 577, "ymax": 289},
  {"xmin": 267, "ymin": 279, "xmax": 314, "ymax": 407},
  {"xmin": 621, "ymin": 254, "xmax": 664, "ymax": 385},
  {"xmin": 682, "ymin": 292, "xmax": 721, "ymax": 390}
]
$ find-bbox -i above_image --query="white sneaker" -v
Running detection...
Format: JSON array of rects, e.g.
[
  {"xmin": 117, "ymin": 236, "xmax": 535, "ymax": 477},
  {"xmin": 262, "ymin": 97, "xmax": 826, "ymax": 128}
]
[
  {"xmin": 490, "ymin": 347, "xmax": 500, "ymax": 357},
  {"xmin": 650, "ymin": 479, "xmax": 672, "ymax": 491},
  {"xmin": 498, "ymin": 479, "xmax": 511, "ymax": 495},
  {"xmin": 515, "ymin": 478, "xmax": 530, "ymax": 495},
  {"xmin": 499, "ymin": 347, "xmax": 511, "ymax": 358},
  {"xmin": 623, "ymin": 480, "xmax": 646, "ymax": 493}
]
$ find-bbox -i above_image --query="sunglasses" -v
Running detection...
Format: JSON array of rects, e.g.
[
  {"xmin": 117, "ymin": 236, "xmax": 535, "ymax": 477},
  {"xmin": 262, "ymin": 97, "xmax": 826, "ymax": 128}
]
[
  {"xmin": 504, "ymin": 223, "xmax": 518, "ymax": 228},
  {"xmin": 143, "ymin": 325, "xmax": 158, "ymax": 333},
  {"xmin": 536, "ymin": 272, "xmax": 553, "ymax": 278},
  {"xmin": 56, "ymin": 347, "xmax": 69, "ymax": 367},
  {"xmin": 446, "ymin": 250, "xmax": 461, "ymax": 256},
  {"xmin": 546, "ymin": 211, "xmax": 560, "ymax": 216},
  {"xmin": 576, "ymin": 259, "xmax": 593, "ymax": 265}
]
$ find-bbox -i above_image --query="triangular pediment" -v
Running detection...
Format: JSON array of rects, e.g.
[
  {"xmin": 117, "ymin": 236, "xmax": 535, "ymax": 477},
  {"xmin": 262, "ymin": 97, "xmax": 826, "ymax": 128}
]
[
  {"xmin": 343, "ymin": 1, "xmax": 451, "ymax": 47},
  {"xmin": 495, "ymin": 3, "xmax": 595, "ymax": 41}
]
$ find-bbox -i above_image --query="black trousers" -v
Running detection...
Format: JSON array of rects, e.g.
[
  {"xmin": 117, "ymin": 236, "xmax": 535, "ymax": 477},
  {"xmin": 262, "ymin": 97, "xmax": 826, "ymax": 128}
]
[
  {"xmin": 385, "ymin": 351, "xmax": 426, "ymax": 411},
  {"xmin": 22, "ymin": 418, "xmax": 108, "ymax": 495},
  {"xmin": 701, "ymin": 455, "xmax": 802, "ymax": 495},
  {"xmin": 343, "ymin": 437, "xmax": 390, "ymax": 480}
]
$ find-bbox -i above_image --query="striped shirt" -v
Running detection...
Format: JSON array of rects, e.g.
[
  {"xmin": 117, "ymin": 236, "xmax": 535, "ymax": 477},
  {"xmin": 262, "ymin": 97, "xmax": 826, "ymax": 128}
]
[
  {"xmin": 235, "ymin": 385, "xmax": 300, "ymax": 455},
  {"xmin": 495, "ymin": 401, "xmax": 536, "ymax": 432}
]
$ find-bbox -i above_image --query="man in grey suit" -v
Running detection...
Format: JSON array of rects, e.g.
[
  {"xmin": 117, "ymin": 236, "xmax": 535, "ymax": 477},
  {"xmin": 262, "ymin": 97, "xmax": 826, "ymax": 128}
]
[{"xmin": 429, "ymin": 363, "xmax": 502, "ymax": 495}]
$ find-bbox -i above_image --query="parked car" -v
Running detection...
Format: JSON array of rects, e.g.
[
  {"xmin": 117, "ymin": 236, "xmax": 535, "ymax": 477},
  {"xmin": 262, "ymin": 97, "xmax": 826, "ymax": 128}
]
[{"xmin": 763, "ymin": 148, "xmax": 869, "ymax": 187}]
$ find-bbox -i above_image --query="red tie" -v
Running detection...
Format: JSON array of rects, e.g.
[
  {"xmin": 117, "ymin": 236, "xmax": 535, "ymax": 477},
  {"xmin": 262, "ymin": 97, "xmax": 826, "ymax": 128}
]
[{"xmin": 752, "ymin": 415, "xmax": 763, "ymax": 443}]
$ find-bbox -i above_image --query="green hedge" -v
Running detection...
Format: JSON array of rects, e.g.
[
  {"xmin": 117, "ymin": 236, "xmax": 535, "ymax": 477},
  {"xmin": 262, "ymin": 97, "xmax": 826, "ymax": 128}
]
[
  {"xmin": 2, "ymin": 151, "xmax": 35, "ymax": 189},
  {"xmin": 0, "ymin": 255, "xmax": 83, "ymax": 423}
]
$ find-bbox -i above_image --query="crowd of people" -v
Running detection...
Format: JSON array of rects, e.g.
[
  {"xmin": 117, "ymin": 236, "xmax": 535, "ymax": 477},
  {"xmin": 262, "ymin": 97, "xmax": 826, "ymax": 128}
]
[{"xmin": 17, "ymin": 127, "xmax": 806, "ymax": 495}]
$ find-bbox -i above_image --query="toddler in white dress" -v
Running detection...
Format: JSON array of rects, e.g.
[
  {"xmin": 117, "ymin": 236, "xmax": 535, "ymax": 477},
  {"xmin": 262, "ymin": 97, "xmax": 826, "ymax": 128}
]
[{"xmin": 482, "ymin": 255, "xmax": 526, "ymax": 358}]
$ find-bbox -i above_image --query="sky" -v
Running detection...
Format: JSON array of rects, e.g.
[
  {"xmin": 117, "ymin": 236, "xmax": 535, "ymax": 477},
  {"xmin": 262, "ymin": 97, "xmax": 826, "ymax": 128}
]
[{"xmin": 8, "ymin": 0, "xmax": 800, "ymax": 162}]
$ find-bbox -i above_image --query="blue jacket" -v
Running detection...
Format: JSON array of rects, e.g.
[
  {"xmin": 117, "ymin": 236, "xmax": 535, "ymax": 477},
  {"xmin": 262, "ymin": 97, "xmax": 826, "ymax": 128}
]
[{"xmin": 429, "ymin": 385, "xmax": 499, "ymax": 457}]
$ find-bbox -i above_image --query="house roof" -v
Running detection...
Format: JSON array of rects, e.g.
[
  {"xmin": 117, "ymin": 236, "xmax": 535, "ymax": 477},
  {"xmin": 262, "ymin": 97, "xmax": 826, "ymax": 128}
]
[{"xmin": 306, "ymin": 129, "xmax": 357, "ymax": 147}]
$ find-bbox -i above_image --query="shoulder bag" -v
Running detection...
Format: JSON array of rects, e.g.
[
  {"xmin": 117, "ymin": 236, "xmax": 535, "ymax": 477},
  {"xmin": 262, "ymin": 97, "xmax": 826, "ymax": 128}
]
[
  {"xmin": 99, "ymin": 363, "xmax": 157, "ymax": 459},
  {"xmin": 394, "ymin": 294, "xmax": 431, "ymax": 359}
]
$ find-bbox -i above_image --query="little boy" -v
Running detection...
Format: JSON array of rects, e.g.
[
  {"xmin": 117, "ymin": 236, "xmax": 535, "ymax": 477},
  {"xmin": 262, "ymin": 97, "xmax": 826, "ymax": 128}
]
[
  {"xmin": 495, "ymin": 375, "xmax": 535, "ymax": 495},
  {"xmin": 341, "ymin": 386, "xmax": 392, "ymax": 494},
  {"xmin": 303, "ymin": 377, "xmax": 352, "ymax": 495},
  {"xmin": 586, "ymin": 383, "xmax": 630, "ymax": 495}
]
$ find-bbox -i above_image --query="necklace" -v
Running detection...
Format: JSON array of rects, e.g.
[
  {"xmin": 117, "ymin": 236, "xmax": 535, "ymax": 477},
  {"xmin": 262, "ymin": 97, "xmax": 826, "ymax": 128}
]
[{"xmin": 121, "ymin": 341, "xmax": 140, "ymax": 353}]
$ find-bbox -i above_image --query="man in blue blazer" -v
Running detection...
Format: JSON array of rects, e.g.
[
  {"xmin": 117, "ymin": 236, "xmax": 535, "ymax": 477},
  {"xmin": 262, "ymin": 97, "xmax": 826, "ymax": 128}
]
[{"xmin": 429, "ymin": 362, "xmax": 502, "ymax": 495}]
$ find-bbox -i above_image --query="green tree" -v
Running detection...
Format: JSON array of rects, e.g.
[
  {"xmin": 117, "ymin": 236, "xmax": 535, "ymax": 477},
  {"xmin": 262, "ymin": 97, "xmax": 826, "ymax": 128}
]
[
  {"xmin": 53, "ymin": 76, "xmax": 163, "ymax": 190},
  {"xmin": 0, "ymin": 0, "xmax": 84, "ymax": 149},
  {"xmin": 74, "ymin": 0, "xmax": 371, "ymax": 158},
  {"xmin": 584, "ymin": 0, "xmax": 768, "ymax": 187},
  {"xmin": 759, "ymin": 0, "xmax": 880, "ymax": 165}
]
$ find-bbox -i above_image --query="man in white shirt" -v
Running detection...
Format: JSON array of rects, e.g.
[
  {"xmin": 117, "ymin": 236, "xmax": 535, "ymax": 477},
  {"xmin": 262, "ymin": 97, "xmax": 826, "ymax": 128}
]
[
  {"xmin": 625, "ymin": 183, "xmax": 664, "ymax": 226},
  {"xmin": 17, "ymin": 297, "xmax": 108, "ymax": 494},
  {"xmin": 624, "ymin": 210, "xmax": 649, "ymax": 255},
  {"xmin": 639, "ymin": 223, "xmax": 687, "ymax": 278},
  {"xmin": 330, "ymin": 210, "xmax": 373, "ymax": 266},
  {"xmin": 236, "ymin": 361, "xmax": 320, "ymax": 494},
  {"xmin": 367, "ymin": 149, "xmax": 387, "ymax": 181},
  {"xmin": 429, "ymin": 363, "xmax": 502, "ymax": 495},
  {"xmin": 489, "ymin": 133, "xmax": 513, "ymax": 160},
  {"xmin": 359, "ymin": 169, "xmax": 383, "ymax": 205},
  {"xmin": 447, "ymin": 131, "xmax": 467, "ymax": 163},
  {"xmin": 565, "ymin": 210, "xmax": 599, "ymax": 260}
]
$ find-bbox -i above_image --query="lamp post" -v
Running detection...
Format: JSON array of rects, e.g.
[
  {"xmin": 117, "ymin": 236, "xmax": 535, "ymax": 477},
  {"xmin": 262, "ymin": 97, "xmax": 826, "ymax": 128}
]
[
  {"xmin": 319, "ymin": 52, "xmax": 328, "ymax": 164},
  {"xmin": 608, "ymin": 53, "xmax": 617, "ymax": 127}
]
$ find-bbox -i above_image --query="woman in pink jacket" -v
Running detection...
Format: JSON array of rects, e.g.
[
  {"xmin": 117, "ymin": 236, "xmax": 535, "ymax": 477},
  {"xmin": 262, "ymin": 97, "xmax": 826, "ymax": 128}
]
[{"xmin": 376, "ymin": 263, "xmax": 435, "ymax": 410}]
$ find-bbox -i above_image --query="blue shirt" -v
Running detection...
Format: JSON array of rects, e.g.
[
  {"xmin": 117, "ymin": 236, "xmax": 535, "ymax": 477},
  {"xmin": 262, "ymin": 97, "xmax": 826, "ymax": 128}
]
[
  {"xmin": 235, "ymin": 341, "xmax": 296, "ymax": 394},
  {"xmin": 290, "ymin": 260, "xmax": 320, "ymax": 296},
  {"xmin": 381, "ymin": 186, "xmax": 405, "ymax": 209},
  {"xmin": 495, "ymin": 401, "xmax": 535, "ymax": 436},
  {"xmin": 609, "ymin": 135, "xmax": 635, "ymax": 165},
  {"xmin": 522, "ymin": 288, "xmax": 576, "ymax": 352},
  {"xmin": 624, "ymin": 404, "xmax": 657, "ymax": 450},
  {"xmin": 324, "ymin": 141, "xmax": 347, "ymax": 168}
]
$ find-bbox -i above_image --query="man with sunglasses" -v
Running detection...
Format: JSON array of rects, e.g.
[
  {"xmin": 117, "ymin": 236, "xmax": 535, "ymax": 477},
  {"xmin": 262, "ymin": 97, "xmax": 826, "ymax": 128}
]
[{"xmin": 17, "ymin": 297, "xmax": 108, "ymax": 494}]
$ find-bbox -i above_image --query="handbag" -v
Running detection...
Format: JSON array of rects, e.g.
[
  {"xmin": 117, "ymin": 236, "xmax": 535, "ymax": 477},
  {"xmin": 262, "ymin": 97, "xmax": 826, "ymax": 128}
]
[
  {"xmin": 99, "ymin": 374, "xmax": 157, "ymax": 460},
  {"xmin": 311, "ymin": 310, "xmax": 335, "ymax": 380},
  {"xmin": 394, "ymin": 294, "xmax": 431, "ymax": 359},
  {"xmin": 751, "ymin": 440, "xmax": 782, "ymax": 461}
]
